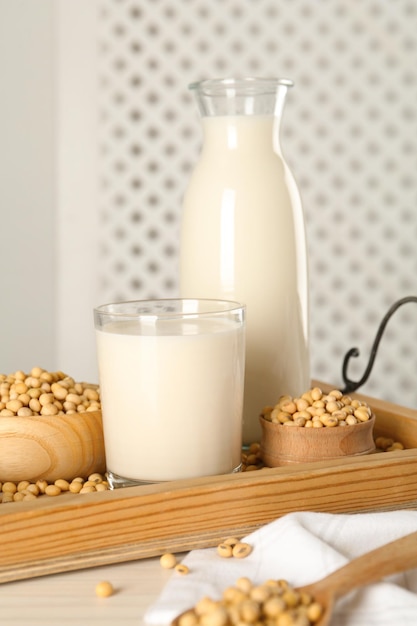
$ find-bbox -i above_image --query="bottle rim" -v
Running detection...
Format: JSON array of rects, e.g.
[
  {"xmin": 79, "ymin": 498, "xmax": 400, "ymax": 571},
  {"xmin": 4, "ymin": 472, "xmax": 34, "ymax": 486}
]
[{"xmin": 188, "ymin": 76, "xmax": 294, "ymax": 95}]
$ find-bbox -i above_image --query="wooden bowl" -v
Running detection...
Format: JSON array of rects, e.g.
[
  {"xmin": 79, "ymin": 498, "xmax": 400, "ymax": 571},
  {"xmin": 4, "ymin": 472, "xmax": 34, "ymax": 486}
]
[
  {"xmin": 259, "ymin": 413, "xmax": 376, "ymax": 467},
  {"xmin": 0, "ymin": 411, "xmax": 106, "ymax": 483}
]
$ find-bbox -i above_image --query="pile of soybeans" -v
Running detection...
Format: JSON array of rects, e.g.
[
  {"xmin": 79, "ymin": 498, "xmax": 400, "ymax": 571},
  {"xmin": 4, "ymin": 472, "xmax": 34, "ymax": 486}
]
[{"xmin": 0, "ymin": 366, "xmax": 100, "ymax": 417}]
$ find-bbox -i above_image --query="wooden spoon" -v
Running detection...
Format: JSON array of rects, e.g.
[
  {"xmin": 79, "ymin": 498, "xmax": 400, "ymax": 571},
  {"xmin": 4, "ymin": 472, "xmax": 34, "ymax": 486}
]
[
  {"xmin": 171, "ymin": 529, "xmax": 417, "ymax": 625},
  {"xmin": 298, "ymin": 528, "xmax": 417, "ymax": 625}
]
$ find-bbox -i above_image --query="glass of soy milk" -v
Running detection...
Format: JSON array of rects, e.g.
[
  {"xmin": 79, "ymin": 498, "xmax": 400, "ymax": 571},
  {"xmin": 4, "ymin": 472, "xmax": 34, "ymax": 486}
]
[{"xmin": 94, "ymin": 299, "xmax": 245, "ymax": 488}]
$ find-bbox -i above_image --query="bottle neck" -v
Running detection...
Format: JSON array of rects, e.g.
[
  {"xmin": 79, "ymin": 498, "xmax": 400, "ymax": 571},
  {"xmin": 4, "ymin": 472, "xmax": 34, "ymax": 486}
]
[{"xmin": 200, "ymin": 115, "xmax": 282, "ymax": 155}]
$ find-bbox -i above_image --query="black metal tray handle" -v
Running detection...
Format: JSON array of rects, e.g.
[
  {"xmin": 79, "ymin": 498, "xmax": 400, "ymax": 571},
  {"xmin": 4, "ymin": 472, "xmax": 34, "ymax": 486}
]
[{"xmin": 341, "ymin": 296, "xmax": 417, "ymax": 394}]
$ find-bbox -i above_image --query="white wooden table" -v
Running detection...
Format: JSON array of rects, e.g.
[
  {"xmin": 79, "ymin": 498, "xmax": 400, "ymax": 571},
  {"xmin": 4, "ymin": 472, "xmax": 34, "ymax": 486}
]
[{"xmin": 0, "ymin": 556, "xmax": 173, "ymax": 625}]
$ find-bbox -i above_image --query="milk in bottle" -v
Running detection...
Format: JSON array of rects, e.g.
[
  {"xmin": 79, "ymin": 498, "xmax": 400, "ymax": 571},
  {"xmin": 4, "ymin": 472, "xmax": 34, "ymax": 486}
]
[{"xmin": 180, "ymin": 78, "xmax": 309, "ymax": 445}]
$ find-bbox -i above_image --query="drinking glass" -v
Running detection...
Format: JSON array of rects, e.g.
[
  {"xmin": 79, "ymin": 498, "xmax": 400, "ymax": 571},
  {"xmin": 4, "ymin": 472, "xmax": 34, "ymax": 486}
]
[{"xmin": 94, "ymin": 298, "xmax": 245, "ymax": 488}]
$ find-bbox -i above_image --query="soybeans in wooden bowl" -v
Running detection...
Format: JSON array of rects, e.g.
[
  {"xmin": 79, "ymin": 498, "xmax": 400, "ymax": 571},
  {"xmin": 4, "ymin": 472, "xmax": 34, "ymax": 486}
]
[
  {"xmin": 259, "ymin": 387, "xmax": 375, "ymax": 466},
  {"xmin": 0, "ymin": 367, "xmax": 106, "ymax": 483}
]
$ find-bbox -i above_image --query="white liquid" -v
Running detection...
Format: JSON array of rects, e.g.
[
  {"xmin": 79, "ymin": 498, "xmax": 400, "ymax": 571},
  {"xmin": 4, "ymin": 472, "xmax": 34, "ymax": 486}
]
[
  {"xmin": 180, "ymin": 115, "xmax": 309, "ymax": 444},
  {"xmin": 96, "ymin": 317, "xmax": 245, "ymax": 482}
]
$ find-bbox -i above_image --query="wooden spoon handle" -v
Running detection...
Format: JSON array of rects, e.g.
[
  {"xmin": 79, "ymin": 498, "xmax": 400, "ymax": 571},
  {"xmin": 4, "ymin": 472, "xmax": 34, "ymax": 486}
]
[{"xmin": 314, "ymin": 529, "xmax": 417, "ymax": 600}]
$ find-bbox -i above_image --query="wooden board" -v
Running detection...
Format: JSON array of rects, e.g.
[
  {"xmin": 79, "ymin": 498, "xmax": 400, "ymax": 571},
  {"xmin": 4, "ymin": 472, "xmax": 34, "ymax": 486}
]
[{"xmin": 1, "ymin": 388, "xmax": 417, "ymax": 584}]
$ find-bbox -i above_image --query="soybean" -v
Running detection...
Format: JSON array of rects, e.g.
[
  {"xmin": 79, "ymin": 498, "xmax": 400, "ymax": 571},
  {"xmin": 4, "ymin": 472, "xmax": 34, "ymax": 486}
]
[
  {"xmin": 95, "ymin": 581, "xmax": 114, "ymax": 598},
  {"xmin": 217, "ymin": 543, "xmax": 233, "ymax": 558},
  {"xmin": 232, "ymin": 542, "xmax": 252, "ymax": 558},
  {"xmin": 160, "ymin": 553, "xmax": 177, "ymax": 569}
]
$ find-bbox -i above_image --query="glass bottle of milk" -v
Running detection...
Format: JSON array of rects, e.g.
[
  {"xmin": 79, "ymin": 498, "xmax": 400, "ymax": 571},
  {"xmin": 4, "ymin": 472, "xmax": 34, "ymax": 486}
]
[{"xmin": 180, "ymin": 77, "xmax": 310, "ymax": 445}]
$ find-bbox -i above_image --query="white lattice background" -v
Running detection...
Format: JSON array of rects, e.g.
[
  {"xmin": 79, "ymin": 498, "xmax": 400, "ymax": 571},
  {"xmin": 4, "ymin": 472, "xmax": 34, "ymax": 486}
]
[{"xmin": 97, "ymin": 0, "xmax": 417, "ymax": 407}]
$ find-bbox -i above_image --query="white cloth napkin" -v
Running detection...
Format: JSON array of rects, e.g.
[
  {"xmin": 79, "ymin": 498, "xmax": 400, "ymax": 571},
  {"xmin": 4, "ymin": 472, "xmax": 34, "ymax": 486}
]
[{"xmin": 144, "ymin": 510, "xmax": 417, "ymax": 626}]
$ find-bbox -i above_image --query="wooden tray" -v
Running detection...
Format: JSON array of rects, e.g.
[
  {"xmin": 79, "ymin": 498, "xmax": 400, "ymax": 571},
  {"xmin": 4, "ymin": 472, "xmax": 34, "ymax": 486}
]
[{"xmin": 1, "ymin": 388, "xmax": 417, "ymax": 583}]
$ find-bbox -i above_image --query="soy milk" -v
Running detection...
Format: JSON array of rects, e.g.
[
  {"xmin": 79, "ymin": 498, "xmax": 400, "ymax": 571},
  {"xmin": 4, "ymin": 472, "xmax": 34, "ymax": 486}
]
[
  {"xmin": 180, "ymin": 115, "xmax": 309, "ymax": 444},
  {"xmin": 96, "ymin": 316, "xmax": 245, "ymax": 482}
]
